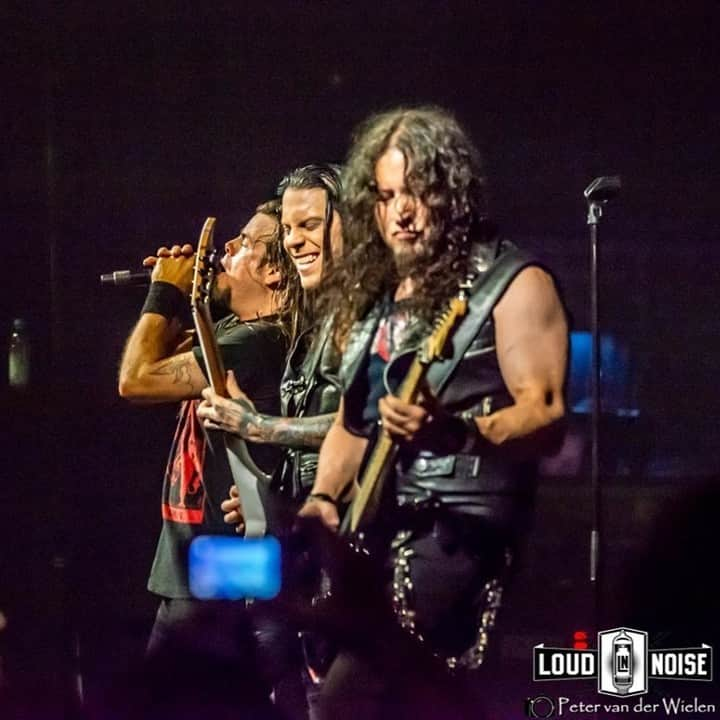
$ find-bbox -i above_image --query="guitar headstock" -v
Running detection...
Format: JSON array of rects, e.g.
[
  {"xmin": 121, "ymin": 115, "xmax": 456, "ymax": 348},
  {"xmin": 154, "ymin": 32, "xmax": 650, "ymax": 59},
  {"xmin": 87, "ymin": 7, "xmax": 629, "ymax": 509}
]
[
  {"xmin": 190, "ymin": 217, "xmax": 227, "ymax": 395},
  {"xmin": 190, "ymin": 217, "xmax": 218, "ymax": 311},
  {"xmin": 419, "ymin": 289, "xmax": 469, "ymax": 364}
]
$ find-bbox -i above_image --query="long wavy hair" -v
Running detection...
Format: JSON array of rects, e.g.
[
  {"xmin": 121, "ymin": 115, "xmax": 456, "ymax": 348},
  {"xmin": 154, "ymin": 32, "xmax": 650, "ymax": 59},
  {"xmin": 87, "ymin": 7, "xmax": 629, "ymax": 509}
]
[
  {"xmin": 251, "ymin": 198, "xmax": 295, "ymax": 336},
  {"xmin": 211, "ymin": 198, "xmax": 291, "ymax": 332},
  {"xmin": 275, "ymin": 163, "xmax": 343, "ymax": 344},
  {"xmin": 321, "ymin": 106, "xmax": 493, "ymax": 347}
]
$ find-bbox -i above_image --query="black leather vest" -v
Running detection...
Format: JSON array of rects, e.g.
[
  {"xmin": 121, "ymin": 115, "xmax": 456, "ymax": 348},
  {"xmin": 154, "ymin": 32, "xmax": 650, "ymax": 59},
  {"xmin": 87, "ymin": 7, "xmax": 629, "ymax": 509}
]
[
  {"xmin": 340, "ymin": 243, "xmax": 542, "ymax": 536},
  {"xmin": 275, "ymin": 317, "xmax": 342, "ymax": 498}
]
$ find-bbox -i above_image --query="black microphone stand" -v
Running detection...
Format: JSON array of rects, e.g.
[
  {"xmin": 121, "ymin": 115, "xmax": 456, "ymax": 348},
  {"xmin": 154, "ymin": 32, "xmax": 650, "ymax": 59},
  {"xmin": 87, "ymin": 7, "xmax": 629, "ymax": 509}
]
[{"xmin": 583, "ymin": 175, "xmax": 621, "ymax": 631}]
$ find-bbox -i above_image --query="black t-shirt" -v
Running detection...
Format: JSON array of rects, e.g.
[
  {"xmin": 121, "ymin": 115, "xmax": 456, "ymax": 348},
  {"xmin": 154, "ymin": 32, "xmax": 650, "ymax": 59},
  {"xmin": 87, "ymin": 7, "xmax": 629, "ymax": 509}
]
[{"xmin": 148, "ymin": 314, "xmax": 288, "ymax": 598}]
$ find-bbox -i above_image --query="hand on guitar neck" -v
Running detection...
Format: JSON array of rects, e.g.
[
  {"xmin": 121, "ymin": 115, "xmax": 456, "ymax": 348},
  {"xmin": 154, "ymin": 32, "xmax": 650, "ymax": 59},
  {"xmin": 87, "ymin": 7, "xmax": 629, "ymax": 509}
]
[
  {"xmin": 377, "ymin": 392, "xmax": 430, "ymax": 442},
  {"xmin": 198, "ymin": 369, "xmax": 259, "ymax": 436}
]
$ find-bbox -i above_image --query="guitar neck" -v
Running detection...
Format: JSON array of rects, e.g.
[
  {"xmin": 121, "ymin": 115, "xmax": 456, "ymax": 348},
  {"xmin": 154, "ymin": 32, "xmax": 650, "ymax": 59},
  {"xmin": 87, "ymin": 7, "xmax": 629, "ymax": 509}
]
[
  {"xmin": 192, "ymin": 304, "xmax": 227, "ymax": 397},
  {"xmin": 343, "ymin": 291, "xmax": 468, "ymax": 536},
  {"xmin": 348, "ymin": 430, "xmax": 397, "ymax": 533},
  {"xmin": 189, "ymin": 216, "xmax": 226, "ymax": 396},
  {"xmin": 348, "ymin": 355, "xmax": 426, "ymax": 533},
  {"xmin": 395, "ymin": 355, "xmax": 425, "ymax": 403}
]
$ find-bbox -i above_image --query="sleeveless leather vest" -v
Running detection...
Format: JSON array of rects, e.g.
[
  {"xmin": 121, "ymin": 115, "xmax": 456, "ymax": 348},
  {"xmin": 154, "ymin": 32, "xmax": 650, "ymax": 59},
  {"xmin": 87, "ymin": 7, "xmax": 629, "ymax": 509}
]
[{"xmin": 340, "ymin": 242, "xmax": 544, "ymax": 536}]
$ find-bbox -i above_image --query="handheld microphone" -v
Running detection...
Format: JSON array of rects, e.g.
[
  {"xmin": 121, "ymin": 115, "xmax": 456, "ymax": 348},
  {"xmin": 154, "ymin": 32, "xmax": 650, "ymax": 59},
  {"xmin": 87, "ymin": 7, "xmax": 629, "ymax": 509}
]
[{"xmin": 99, "ymin": 268, "xmax": 153, "ymax": 287}]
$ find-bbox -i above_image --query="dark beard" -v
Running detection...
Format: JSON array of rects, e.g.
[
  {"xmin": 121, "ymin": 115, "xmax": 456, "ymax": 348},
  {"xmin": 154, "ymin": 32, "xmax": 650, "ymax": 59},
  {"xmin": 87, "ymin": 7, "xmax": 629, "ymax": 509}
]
[{"xmin": 393, "ymin": 242, "xmax": 427, "ymax": 279}]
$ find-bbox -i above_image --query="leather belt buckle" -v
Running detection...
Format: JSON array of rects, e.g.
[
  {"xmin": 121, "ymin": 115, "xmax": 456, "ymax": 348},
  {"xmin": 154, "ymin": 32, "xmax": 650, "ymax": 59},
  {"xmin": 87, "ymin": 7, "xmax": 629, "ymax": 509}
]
[{"xmin": 410, "ymin": 454, "xmax": 456, "ymax": 478}]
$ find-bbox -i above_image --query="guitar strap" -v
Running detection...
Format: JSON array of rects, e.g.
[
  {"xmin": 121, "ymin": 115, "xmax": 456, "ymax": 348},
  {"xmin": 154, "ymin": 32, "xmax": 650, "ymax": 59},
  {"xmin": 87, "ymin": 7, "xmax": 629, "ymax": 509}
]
[
  {"xmin": 211, "ymin": 319, "xmax": 277, "ymax": 539},
  {"xmin": 224, "ymin": 436, "xmax": 274, "ymax": 538},
  {"xmin": 425, "ymin": 245, "xmax": 538, "ymax": 394}
]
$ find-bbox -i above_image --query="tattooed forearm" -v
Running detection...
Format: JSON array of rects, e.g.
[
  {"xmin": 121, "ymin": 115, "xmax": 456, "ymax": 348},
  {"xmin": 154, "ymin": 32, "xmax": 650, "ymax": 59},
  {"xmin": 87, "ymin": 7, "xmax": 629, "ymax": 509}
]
[
  {"xmin": 119, "ymin": 311, "xmax": 208, "ymax": 402},
  {"xmin": 149, "ymin": 356, "xmax": 203, "ymax": 393},
  {"xmin": 253, "ymin": 413, "xmax": 336, "ymax": 449},
  {"xmin": 213, "ymin": 398, "xmax": 335, "ymax": 449}
]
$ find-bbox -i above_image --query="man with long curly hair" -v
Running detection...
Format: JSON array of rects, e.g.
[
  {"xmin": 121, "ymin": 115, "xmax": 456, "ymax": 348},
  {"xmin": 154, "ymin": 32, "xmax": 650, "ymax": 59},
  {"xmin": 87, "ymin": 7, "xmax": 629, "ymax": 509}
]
[
  {"xmin": 301, "ymin": 106, "xmax": 568, "ymax": 718},
  {"xmin": 197, "ymin": 164, "xmax": 345, "ymax": 719},
  {"xmin": 198, "ymin": 164, "xmax": 345, "ymax": 517}
]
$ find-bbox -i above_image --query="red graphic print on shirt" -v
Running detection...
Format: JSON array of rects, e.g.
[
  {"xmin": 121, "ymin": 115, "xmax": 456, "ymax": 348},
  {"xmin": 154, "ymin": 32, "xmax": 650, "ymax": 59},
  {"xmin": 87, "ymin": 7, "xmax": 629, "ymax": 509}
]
[
  {"xmin": 371, "ymin": 310, "xmax": 410, "ymax": 361},
  {"xmin": 161, "ymin": 400, "xmax": 207, "ymax": 524}
]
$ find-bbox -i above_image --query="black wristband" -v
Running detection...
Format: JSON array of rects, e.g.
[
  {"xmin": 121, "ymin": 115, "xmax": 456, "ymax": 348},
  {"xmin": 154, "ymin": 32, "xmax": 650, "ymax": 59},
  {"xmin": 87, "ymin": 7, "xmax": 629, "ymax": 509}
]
[
  {"xmin": 305, "ymin": 492, "xmax": 338, "ymax": 506},
  {"xmin": 141, "ymin": 281, "xmax": 187, "ymax": 320}
]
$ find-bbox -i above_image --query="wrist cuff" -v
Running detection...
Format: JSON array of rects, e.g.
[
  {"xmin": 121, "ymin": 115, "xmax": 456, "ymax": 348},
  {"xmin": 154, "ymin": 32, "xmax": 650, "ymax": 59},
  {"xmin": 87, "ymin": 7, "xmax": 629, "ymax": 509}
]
[
  {"xmin": 141, "ymin": 281, "xmax": 186, "ymax": 320},
  {"xmin": 305, "ymin": 492, "xmax": 338, "ymax": 506}
]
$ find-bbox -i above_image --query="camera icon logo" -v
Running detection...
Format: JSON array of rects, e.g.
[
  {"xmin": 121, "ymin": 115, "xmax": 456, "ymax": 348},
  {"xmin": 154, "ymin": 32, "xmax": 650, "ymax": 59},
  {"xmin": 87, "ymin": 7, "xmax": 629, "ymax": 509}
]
[{"xmin": 525, "ymin": 695, "xmax": 556, "ymax": 718}]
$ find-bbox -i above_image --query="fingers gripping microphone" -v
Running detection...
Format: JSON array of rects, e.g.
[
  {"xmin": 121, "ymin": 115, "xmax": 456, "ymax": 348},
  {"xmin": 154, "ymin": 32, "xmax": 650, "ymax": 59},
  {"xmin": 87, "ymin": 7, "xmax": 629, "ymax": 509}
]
[{"xmin": 99, "ymin": 268, "xmax": 153, "ymax": 287}]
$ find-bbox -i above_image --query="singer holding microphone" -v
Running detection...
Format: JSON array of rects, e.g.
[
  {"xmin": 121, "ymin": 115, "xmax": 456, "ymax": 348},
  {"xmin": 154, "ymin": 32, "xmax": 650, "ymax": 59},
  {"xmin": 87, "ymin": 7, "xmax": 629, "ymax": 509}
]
[{"xmin": 117, "ymin": 201, "xmax": 289, "ymax": 679}]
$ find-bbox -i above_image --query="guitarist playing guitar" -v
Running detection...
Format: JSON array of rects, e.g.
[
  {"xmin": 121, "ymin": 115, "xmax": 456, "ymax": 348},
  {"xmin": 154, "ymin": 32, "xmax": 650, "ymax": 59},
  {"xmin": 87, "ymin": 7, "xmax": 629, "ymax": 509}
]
[{"xmin": 299, "ymin": 107, "xmax": 568, "ymax": 720}]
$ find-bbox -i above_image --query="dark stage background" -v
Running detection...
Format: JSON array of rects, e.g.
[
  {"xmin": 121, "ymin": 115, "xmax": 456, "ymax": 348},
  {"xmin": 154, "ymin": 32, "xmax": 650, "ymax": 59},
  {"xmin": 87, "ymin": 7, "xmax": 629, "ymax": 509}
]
[{"xmin": 2, "ymin": 1, "xmax": 719, "ymax": 714}]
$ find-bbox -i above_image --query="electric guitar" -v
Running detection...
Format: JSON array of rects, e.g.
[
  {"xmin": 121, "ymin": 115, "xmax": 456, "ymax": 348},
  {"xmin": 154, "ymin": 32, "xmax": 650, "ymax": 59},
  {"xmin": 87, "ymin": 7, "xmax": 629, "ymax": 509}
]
[
  {"xmin": 300, "ymin": 288, "xmax": 471, "ymax": 681},
  {"xmin": 339, "ymin": 288, "xmax": 470, "ymax": 537},
  {"xmin": 190, "ymin": 217, "xmax": 273, "ymax": 538}
]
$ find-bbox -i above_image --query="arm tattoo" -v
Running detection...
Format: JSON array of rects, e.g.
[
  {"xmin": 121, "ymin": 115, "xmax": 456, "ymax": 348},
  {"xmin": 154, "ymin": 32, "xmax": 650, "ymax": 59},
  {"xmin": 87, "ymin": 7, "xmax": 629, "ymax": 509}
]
[
  {"xmin": 217, "ymin": 399, "xmax": 335, "ymax": 450},
  {"xmin": 253, "ymin": 413, "xmax": 336, "ymax": 450},
  {"xmin": 149, "ymin": 357, "xmax": 201, "ymax": 393}
]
